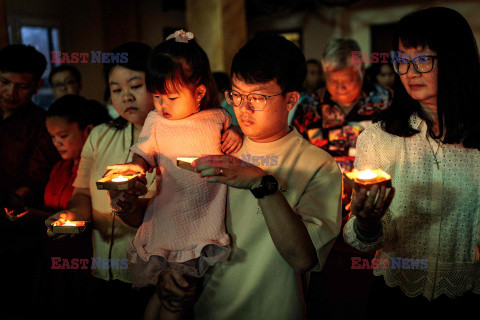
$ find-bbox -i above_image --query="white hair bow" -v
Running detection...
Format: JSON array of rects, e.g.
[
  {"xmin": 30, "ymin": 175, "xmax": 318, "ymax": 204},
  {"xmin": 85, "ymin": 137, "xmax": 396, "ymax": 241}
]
[{"xmin": 166, "ymin": 30, "xmax": 194, "ymax": 43}]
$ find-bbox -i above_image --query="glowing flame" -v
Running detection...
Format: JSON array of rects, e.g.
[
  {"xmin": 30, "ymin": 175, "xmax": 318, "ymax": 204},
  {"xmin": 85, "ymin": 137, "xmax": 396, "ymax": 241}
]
[
  {"xmin": 63, "ymin": 220, "xmax": 76, "ymax": 226},
  {"xmin": 177, "ymin": 157, "xmax": 197, "ymax": 164},
  {"xmin": 357, "ymin": 170, "xmax": 377, "ymax": 181},
  {"xmin": 112, "ymin": 175, "xmax": 128, "ymax": 182}
]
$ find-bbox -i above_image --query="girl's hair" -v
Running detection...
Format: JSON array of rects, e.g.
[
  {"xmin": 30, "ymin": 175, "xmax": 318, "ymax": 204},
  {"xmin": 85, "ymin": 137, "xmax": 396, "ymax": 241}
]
[
  {"xmin": 46, "ymin": 95, "xmax": 111, "ymax": 129},
  {"xmin": 379, "ymin": 7, "xmax": 480, "ymax": 150},
  {"xmin": 103, "ymin": 42, "xmax": 152, "ymax": 129},
  {"xmin": 146, "ymin": 37, "xmax": 220, "ymax": 110}
]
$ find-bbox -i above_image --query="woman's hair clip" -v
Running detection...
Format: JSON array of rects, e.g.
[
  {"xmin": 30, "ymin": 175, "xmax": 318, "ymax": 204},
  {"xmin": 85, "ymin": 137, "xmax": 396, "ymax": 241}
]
[{"xmin": 166, "ymin": 30, "xmax": 194, "ymax": 43}]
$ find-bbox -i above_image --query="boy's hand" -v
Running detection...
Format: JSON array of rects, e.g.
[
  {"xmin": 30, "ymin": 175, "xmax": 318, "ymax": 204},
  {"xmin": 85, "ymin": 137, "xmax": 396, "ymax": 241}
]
[
  {"xmin": 194, "ymin": 155, "xmax": 266, "ymax": 190},
  {"xmin": 221, "ymin": 127, "xmax": 243, "ymax": 154},
  {"xmin": 156, "ymin": 269, "xmax": 197, "ymax": 312},
  {"xmin": 108, "ymin": 176, "xmax": 148, "ymax": 214}
]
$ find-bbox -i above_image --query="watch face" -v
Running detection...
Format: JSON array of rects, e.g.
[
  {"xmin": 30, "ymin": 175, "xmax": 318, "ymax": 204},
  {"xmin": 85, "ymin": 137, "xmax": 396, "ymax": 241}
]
[{"xmin": 263, "ymin": 175, "xmax": 278, "ymax": 193}]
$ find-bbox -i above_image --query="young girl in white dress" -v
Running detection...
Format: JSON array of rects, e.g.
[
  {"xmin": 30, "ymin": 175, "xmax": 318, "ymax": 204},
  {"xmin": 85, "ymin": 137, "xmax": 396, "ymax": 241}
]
[{"xmin": 107, "ymin": 31, "xmax": 242, "ymax": 320}]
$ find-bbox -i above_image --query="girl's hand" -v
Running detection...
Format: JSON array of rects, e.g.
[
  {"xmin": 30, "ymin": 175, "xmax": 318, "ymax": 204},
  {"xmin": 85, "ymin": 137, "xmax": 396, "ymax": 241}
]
[
  {"xmin": 105, "ymin": 163, "xmax": 146, "ymax": 176},
  {"xmin": 194, "ymin": 155, "xmax": 266, "ymax": 190},
  {"xmin": 221, "ymin": 127, "xmax": 243, "ymax": 154},
  {"xmin": 351, "ymin": 184, "xmax": 395, "ymax": 233},
  {"xmin": 45, "ymin": 211, "xmax": 78, "ymax": 240}
]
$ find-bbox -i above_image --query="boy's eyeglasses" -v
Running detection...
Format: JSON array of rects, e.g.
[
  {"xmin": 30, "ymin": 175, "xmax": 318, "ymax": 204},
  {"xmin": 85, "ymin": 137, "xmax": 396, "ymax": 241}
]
[
  {"xmin": 224, "ymin": 90, "xmax": 284, "ymax": 111},
  {"xmin": 393, "ymin": 55, "xmax": 437, "ymax": 75}
]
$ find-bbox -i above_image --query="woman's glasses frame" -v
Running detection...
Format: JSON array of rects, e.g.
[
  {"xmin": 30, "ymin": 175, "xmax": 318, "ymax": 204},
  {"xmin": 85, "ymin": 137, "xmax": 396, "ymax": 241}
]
[{"xmin": 393, "ymin": 55, "xmax": 438, "ymax": 75}]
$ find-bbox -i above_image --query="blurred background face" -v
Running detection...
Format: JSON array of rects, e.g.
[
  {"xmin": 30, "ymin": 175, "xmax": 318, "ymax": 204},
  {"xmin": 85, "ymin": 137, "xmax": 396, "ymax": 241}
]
[
  {"xmin": 0, "ymin": 72, "xmax": 41, "ymax": 111},
  {"xmin": 398, "ymin": 43, "xmax": 438, "ymax": 106},
  {"xmin": 45, "ymin": 116, "xmax": 89, "ymax": 162},
  {"xmin": 51, "ymin": 70, "xmax": 82, "ymax": 99},
  {"xmin": 108, "ymin": 66, "xmax": 154, "ymax": 127},
  {"xmin": 304, "ymin": 62, "xmax": 324, "ymax": 92},
  {"xmin": 325, "ymin": 66, "xmax": 363, "ymax": 105},
  {"xmin": 376, "ymin": 64, "xmax": 395, "ymax": 90}
]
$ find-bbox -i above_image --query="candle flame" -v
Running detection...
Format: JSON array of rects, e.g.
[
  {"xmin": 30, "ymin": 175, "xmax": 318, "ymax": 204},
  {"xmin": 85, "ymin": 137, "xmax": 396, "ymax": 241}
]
[
  {"xmin": 177, "ymin": 157, "xmax": 197, "ymax": 164},
  {"xmin": 357, "ymin": 170, "xmax": 378, "ymax": 181},
  {"xmin": 63, "ymin": 220, "xmax": 75, "ymax": 226},
  {"xmin": 112, "ymin": 175, "xmax": 128, "ymax": 182}
]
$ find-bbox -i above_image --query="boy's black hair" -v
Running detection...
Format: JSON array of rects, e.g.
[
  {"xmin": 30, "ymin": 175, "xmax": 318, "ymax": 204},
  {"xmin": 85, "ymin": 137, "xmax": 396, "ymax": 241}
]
[
  {"xmin": 146, "ymin": 37, "xmax": 220, "ymax": 110},
  {"xmin": 213, "ymin": 72, "xmax": 231, "ymax": 93},
  {"xmin": 231, "ymin": 34, "xmax": 306, "ymax": 92},
  {"xmin": 47, "ymin": 95, "xmax": 111, "ymax": 129},
  {"xmin": 0, "ymin": 44, "xmax": 47, "ymax": 81},
  {"xmin": 103, "ymin": 42, "xmax": 152, "ymax": 129},
  {"xmin": 49, "ymin": 65, "xmax": 82, "ymax": 84},
  {"xmin": 379, "ymin": 7, "xmax": 480, "ymax": 150}
]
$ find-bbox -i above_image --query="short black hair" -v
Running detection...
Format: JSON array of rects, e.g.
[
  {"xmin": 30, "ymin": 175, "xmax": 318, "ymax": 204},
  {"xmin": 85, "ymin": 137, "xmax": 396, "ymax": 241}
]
[
  {"xmin": 49, "ymin": 65, "xmax": 82, "ymax": 84},
  {"xmin": 231, "ymin": 34, "xmax": 306, "ymax": 93},
  {"xmin": 103, "ymin": 42, "xmax": 152, "ymax": 87},
  {"xmin": 103, "ymin": 42, "xmax": 152, "ymax": 129},
  {"xmin": 0, "ymin": 44, "xmax": 47, "ymax": 81},
  {"xmin": 379, "ymin": 7, "xmax": 480, "ymax": 150},
  {"xmin": 47, "ymin": 95, "xmax": 111, "ymax": 129},
  {"xmin": 146, "ymin": 37, "xmax": 220, "ymax": 110},
  {"xmin": 213, "ymin": 72, "xmax": 231, "ymax": 93}
]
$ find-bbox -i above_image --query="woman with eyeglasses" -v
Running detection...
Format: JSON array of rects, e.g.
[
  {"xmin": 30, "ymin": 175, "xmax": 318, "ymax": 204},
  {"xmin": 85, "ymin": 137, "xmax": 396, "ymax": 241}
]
[{"xmin": 343, "ymin": 7, "xmax": 480, "ymax": 317}]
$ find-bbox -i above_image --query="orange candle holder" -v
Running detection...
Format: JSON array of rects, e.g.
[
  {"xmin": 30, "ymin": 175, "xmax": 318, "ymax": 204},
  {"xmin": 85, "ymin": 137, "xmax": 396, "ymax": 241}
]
[
  {"xmin": 96, "ymin": 174, "xmax": 139, "ymax": 191},
  {"xmin": 176, "ymin": 157, "xmax": 198, "ymax": 172},
  {"xmin": 51, "ymin": 220, "xmax": 87, "ymax": 234},
  {"xmin": 344, "ymin": 169, "xmax": 392, "ymax": 189}
]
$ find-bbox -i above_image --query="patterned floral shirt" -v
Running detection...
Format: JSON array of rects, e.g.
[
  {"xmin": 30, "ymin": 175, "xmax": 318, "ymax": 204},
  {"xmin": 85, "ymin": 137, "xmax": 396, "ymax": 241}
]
[{"xmin": 293, "ymin": 85, "xmax": 392, "ymax": 172}]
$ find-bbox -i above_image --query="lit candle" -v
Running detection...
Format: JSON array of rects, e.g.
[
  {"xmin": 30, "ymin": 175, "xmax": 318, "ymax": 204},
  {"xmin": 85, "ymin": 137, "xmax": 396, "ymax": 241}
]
[
  {"xmin": 177, "ymin": 157, "xmax": 198, "ymax": 172},
  {"xmin": 63, "ymin": 220, "xmax": 76, "ymax": 226},
  {"xmin": 96, "ymin": 173, "xmax": 139, "ymax": 190},
  {"xmin": 112, "ymin": 175, "xmax": 128, "ymax": 182},
  {"xmin": 177, "ymin": 157, "xmax": 197, "ymax": 164},
  {"xmin": 357, "ymin": 170, "xmax": 378, "ymax": 182},
  {"xmin": 343, "ymin": 168, "xmax": 392, "ymax": 188}
]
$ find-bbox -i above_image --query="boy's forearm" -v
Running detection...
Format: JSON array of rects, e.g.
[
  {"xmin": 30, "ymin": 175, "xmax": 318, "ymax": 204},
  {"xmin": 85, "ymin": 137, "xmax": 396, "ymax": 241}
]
[{"xmin": 258, "ymin": 191, "xmax": 318, "ymax": 273}]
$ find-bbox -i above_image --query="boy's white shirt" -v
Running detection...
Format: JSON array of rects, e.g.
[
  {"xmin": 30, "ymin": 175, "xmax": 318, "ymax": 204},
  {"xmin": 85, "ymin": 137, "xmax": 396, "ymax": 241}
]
[{"xmin": 194, "ymin": 127, "xmax": 342, "ymax": 320}]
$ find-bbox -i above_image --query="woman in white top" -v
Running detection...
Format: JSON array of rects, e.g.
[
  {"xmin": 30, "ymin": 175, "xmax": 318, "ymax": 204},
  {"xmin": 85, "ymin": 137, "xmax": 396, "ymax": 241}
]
[{"xmin": 343, "ymin": 7, "xmax": 480, "ymax": 317}]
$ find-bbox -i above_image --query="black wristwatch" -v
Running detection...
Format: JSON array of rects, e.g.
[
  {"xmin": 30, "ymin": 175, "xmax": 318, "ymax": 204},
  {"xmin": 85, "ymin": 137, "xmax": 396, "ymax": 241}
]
[{"xmin": 250, "ymin": 175, "xmax": 278, "ymax": 199}]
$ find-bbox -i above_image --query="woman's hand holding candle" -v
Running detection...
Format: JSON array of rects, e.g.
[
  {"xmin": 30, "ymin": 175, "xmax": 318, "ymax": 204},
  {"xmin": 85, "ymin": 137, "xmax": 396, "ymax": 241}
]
[{"xmin": 351, "ymin": 184, "xmax": 395, "ymax": 236}]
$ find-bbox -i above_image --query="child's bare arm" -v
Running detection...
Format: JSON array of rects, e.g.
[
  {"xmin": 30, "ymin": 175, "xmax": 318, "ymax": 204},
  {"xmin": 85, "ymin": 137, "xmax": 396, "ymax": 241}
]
[
  {"xmin": 221, "ymin": 125, "xmax": 243, "ymax": 154},
  {"xmin": 106, "ymin": 153, "xmax": 150, "ymax": 176}
]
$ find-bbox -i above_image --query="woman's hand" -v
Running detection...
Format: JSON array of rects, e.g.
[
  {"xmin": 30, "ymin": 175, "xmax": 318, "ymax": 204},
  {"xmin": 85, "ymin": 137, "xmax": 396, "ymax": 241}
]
[
  {"xmin": 221, "ymin": 127, "xmax": 243, "ymax": 154},
  {"xmin": 351, "ymin": 184, "xmax": 395, "ymax": 234},
  {"xmin": 155, "ymin": 269, "xmax": 197, "ymax": 313},
  {"xmin": 194, "ymin": 155, "xmax": 266, "ymax": 190}
]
